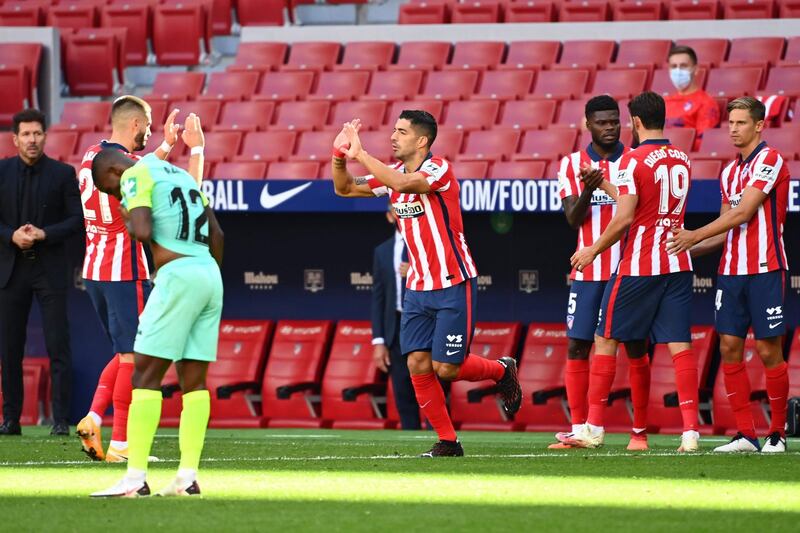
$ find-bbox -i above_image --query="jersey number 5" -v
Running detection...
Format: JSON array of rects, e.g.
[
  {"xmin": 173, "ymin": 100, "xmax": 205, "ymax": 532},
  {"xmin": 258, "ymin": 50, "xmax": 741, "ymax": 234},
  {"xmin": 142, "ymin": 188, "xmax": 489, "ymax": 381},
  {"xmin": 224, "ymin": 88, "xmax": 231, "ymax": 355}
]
[
  {"xmin": 654, "ymin": 164, "xmax": 689, "ymax": 215},
  {"xmin": 170, "ymin": 187, "xmax": 209, "ymax": 245}
]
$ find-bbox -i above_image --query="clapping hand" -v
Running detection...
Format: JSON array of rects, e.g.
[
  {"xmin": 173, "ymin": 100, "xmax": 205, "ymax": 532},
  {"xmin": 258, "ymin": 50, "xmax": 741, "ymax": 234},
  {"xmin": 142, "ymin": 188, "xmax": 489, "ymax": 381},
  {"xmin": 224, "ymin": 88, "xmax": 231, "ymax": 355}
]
[
  {"xmin": 163, "ymin": 108, "xmax": 180, "ymax": 148},
  {"xmin": 181, "ymin": 113, "xmax": 205, "ymax": 150}
]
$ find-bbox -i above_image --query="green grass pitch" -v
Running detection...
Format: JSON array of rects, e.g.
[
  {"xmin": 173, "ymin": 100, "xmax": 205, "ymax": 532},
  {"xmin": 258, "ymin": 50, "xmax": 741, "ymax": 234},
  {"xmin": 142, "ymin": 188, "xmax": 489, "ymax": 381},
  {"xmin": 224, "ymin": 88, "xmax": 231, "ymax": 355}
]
[{"xmin": 0, "ymin": 427, "xmax": 798, "ymax": 532}]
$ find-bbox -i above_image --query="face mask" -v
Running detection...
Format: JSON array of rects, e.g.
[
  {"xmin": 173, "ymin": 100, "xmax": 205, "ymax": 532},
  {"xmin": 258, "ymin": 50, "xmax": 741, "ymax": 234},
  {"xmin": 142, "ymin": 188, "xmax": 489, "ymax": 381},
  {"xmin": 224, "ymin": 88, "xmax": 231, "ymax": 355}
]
[{"xmin": 670, "ymin": 68, "xmax": 692, "ymax": 91}]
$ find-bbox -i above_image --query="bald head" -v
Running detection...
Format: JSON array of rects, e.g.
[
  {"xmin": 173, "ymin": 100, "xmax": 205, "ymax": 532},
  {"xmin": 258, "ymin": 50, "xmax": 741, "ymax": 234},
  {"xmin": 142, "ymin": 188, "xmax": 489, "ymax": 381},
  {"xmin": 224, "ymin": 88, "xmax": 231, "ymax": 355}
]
[
  {"xmin": 111, "ymin": 95, "xmax": 153, "ymax": 152},
  {"xmin": 92, "ymin": 148, "xmax": 136, "ymax": 199}
]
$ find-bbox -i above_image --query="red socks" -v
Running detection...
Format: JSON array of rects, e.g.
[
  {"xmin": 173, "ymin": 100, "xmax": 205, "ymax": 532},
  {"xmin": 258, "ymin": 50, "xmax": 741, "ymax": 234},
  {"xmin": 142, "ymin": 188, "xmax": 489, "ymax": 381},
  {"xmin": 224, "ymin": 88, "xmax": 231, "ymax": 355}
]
[
  {"xmin": 411, "ymin": 372, "xmax": 457, "ymax": 442},
  {"xmin": 111, "ymin": 361, "xmax": 134, "ymax": 442},
  {"xmin": 628, "ymin": 356, "xmax": 650, "ymax": 431},
  {"xmin": 89, "ymin": 354, "xmax": 120, "ymax": 416},
  {"xmin": 672, "ymin": 349, "xmax": 699, "ymax": 432},
  {"xmin": 565, "ymin": 359, "xmax": 590, "ymax": 425},
  {"xmin": 587, "ymin": 354, "xmax": 617, "ymax": 427},
  {"xmin": 455, "ymin": 355, "xmax": 505, "ymax": 382},
  {"xmin": 765, "ymin": 361, "xmax": 789, "ymax": 437},
  {"xmin": 722, "ymin": 362, "xmax": 757, "ymax": 439}
]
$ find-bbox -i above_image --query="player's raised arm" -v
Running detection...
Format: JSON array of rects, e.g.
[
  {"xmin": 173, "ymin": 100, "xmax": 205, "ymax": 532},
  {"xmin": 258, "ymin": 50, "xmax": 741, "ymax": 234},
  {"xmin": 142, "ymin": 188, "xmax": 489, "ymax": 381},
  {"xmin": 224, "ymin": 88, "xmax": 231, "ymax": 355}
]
[
  {"xmin": 180, "ymin": 113, "xmax": 205, "ymax": 186},
  {"xmin": 154, "ymin": 108, "xmax": 180, "ymax": 161},
  {"xmin": 331, "ymin": 120, "xmax": 375, "ymax": 198}
]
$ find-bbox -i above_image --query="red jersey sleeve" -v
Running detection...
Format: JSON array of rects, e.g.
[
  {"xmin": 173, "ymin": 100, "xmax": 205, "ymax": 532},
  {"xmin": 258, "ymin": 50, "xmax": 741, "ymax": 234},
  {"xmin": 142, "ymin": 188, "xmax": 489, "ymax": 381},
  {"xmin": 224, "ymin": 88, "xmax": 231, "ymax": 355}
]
[
  {"xmin": 747, "ymin": 149, "xmax": 785, "ymax": 195},
  {"xmin": 418, "ymin": 157, "xmax": 452, "ymax": 192},
  {"xmin": 616, "ymin": 154, "xmax": 638, "ymax": 196},
  {"xmin": 557, "ymin": 155, "xmax": 578, "ymax": 199}
]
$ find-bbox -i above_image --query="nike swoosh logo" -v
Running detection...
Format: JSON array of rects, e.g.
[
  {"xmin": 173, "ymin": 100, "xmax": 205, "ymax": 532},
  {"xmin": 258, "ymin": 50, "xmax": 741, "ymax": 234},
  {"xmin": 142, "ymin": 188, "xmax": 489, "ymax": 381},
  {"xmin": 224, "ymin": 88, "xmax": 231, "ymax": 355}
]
[
  {"xmin": 726, "ymin": 392, "xmax": 736, "ymax": 397},
  {"xmin": 259, "ymin": 182, "xmax": 312, "ymax": 209},
  {"xmin": 680, "ymin": 400, "xmax": 693, "ymax": 406},
  {"xmin": 420, "ymin": 400, "xmax": 432, "ymax": 409},
  {"xmin": 768, "ymin": 396, "xmax": 783, "ymax": 401},
  {"xmin": 769, "ymin": 322, "xmax": 783, "ymax": 329},
  {"xmin": 446, "ymin": 350, "xmax": 460, "ymax": 356}
]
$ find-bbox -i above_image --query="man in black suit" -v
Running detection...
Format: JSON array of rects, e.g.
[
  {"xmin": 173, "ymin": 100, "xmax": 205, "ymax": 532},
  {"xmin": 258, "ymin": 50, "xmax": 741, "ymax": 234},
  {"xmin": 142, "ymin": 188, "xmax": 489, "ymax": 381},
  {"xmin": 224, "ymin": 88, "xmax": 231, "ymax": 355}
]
[
  {"xmin": 371, "ymin": 206, "xmax": 420, "ymax": 430},
  {"xmin": 0, "ymin": 109, "xmax": 83, "ymax": 436}
]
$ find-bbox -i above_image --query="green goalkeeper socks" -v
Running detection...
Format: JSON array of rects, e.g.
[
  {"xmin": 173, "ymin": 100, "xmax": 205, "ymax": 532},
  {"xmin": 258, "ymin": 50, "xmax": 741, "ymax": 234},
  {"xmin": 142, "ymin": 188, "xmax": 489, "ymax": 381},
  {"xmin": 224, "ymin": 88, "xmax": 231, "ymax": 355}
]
[
  {"xmin": 127, "ymin": 388, "xmax": 163, "ymax": 473},
  {"xmin": 179, "ymin": 389, "xmax": 211, "ymax": 471}
]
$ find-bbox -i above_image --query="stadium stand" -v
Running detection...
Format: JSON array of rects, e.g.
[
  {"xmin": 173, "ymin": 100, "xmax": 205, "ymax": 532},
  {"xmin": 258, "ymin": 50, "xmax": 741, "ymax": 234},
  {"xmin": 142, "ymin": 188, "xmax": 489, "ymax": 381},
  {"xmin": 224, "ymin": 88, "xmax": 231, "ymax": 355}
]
[{"xmin": 0, "ymin": 359, "xmax": 50, "ymax": 426}]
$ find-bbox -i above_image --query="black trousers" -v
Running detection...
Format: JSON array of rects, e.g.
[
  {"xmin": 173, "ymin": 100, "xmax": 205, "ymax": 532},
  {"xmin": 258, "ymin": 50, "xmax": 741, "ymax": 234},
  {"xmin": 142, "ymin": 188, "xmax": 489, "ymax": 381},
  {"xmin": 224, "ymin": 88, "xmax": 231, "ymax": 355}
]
[
  {"xmin": 389, "ymin": 312, "xmax": 421, "ymax": 430},
  {"xmin": 0, "ymin": 256, "xmax": 72, "ymax": 424}
]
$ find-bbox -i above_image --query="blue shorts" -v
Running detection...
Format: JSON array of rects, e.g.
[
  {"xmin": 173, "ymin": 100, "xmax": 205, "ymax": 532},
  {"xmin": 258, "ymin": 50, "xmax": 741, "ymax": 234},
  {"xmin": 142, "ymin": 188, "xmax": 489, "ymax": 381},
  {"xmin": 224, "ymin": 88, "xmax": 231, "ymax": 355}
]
[
  {"xmin": 400, "ymin": 278, "xmax": 477, "ymax": 363},
  {"xmin": 566, "ymin": 280, "xmax": 607, "ymax": 342},
  {"xmin": 715, "ymin": 271, "xmax": 786, "ymax": 339},
  {"xmin": 596, "ymin": 271, "xmax": 692, "ymax": 344},
  {"xmin": 84, "ymin": 279, "xmax": 151, "ymax": 354}
]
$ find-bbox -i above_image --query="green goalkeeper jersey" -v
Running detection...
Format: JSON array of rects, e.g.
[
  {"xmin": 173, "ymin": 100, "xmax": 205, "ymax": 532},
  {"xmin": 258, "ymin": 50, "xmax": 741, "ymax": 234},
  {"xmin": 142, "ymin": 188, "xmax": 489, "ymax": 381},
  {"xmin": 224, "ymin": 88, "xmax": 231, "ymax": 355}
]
[{"xmin": 120, "ymin": 153, "xmax": 210, "ymax": 257}]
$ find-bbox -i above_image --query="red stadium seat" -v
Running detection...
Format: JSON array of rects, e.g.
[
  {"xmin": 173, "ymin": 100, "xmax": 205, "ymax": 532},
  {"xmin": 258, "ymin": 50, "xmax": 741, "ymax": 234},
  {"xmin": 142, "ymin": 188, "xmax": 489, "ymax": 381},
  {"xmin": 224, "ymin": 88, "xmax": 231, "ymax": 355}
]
[
  {"xmin": 212, "ymin": 161, "xmax": 268, "ymax": 180},
  {"xmin": 787, "ymin": 329, "xmax": 800, "ymax": 398},
  {"xmin": 327, "ymin": 101, "xmax": 387, "ymax": 131},
  {"xmin": 272, "ymin": 101, "xmax": 331, "ymax": 131},
  {"xmin": 100, "ymin": 4, "xmax": 149, "ymax": 66},
  {"xmin": 318, "ymin": 160, "xmax": 373, "ymax": 180},
  {"xmin": 451, "ymin": 0, "xmax": 501, "ymax": 23},
  {"xmin": 291, "ymin": 131, "xmax": 339, "ymax": 161},
  {"xmin": 0, "ymin": 359, "xmax": 50, "ymax": 426},
  {"xmin": 663, "ymin": 128, "xmax": 697, "ymax": 154},
  {"xmin": 647, "ymin": 327, "xmax": 716, "ymax": 434},
  {"xmin": 453, "ymin": 160, "xmax": 490, "ymax": 178},
  {"xmin": 147, "ymin": 72, "xmax": 206, "ymax": 101},
  {"xmin": 362, "ymin": 70, "xmax": 424, "ymax": 101},
  {"xmin": 214, "ymin": 101, "xmax": 276, "ymax": 131},
  {"xmin": 398, "ymin": 2, "xmax": 448, "ymax": 24},
  {"xmin": 559, "ymin": 0, "xmax": 611, "ymax": 21},
  {"xmin": 385, "ymin": 99, "xmax": 445, "ymax": 125},
  {"xmin": 209, "ymin": 0, "xmax": 232, "ymax": 35},
  {"xmin": 514, "ymin": 324, "xmax": 570, "ymax": 431},
  {"xmin": 559, "ymin": 40, "xmax": 615, "ymax": 68},
  {"xmin": 712, "ymin": 333, "xmax": 770, "ymax": 435},
  {"xmin": 254, "ymin": 71, "xmax": 315, "ymax": 102},
  {"xmin": 77, "ymin": 132, "xmax": 107, "ymax": 157},
  {"xmin": 321, "ymin": 321, "xmax": 395, "ymax": 429},
  {"xmin": 153, "ymin": 3, "xmax": 204, "ymax": 65},
  {"xmin": 504, "ymin": 0, "xmax": 557, "ymax": 22},
  {"xmin": 613, "ymin": 0, "xmax": 664, "ymax": 20},
  {"xmin": 615, "ymin": 39, "xmax": 672, "ymax": 67},
  {"xmin": 236, "ymin": 0, "xmax": 286, "ymax": 26},
  {"xmin": 590, "ymin": 68, "xmax": 648, "ymax": 99},
  {"xmin": 721, "ymin": 0, "xmax": 775, "ymax": 19},
  {"xmin": 261, "ymin": 320, "xmax": 334, "ymax": 428},
  {"xmin": 691, "ymin": 159, "xmax": 723, "ymax": 180},
  {"xmin": 514, "ymin": 128, "xmax": 578, "ymax": 161},
  {"xmin": 651, "ymin": 67, "xmax": 708, "ymax": 96},
  {"xmin": 762, "ymin": 127, "xmax": 800, "ymax": 160},
  {"xmin": 392, "ymin": 41, "xmax": 452, "ymax": 70},
  {"xmin": 421, "ymin": 70, "xmax": 480, "ymax": 101},
  {"xmin": 473, "ymin": 70, "xmax": 535, "ymax": 101},
  {"xmin": 282, "ymin": 41, "xmax": 341, "ymax": 72},
  {"xmin": 237, "ymin": 131, "xmax": 298, "ymax": 162},
  {"xmin": 0, "ymin": 3, "xmax": 42, "ymax": 27},
  {"xmin": 161, "ymin": 0, "xmax": 214, "ymax": 57},
  {"xmin": 779, "ymin": 0, "xmax": 800, "ymax": 17},
  {"xmin": 449, "ymin": 322, "xmax": 522, "ymax": 431},
  {"xmin": 336, "ymin": 41, "xmax": 395, "ymax": 71},
  {"xmin": 705, "ymin": 66, "xmax": 762, "ymax": 98},
  {"xmin": 182, "ymin": 131, "xmax": 242, "ymax": 163},
  {"xmin": 530, "ymin": 69, "xmax": 590, "ymax": 100},
  {"xmin": 442, "ymin": 100, "xmax": 500, "ymax": 131},
  {"xmin": 229, "ymin": 42, "xmax": 289, "ymax": 73},
  {"xmin": 489, "ymin": 160, "xmax": 549, "ymax": 179},
  {"xmin": 446, "ymin": 41, "xmax": 505, "ymax": 70},
  {"xmin": 668, "ymin": 0, "xmax": 720, "ymax": 19},
  {"xmin": 51, "ymin": 101, "xmax": 111, "ymax": 132},
  {"xmin": 555, "ymin": 98, "xmax": 589, "ymax": 128},
  {"xmin": 0, "ymin": 66, "xmax": 29, "ymax": 128},
  {"xmin": 0, "ymin": 43, "xmax": 42, "ymax": 109},
  {"xmin": 309, "ymin": 71, "xmax": 371, "ymax": 101},
  {"xmin": 497, "ymin": 99, "xmax": 557, "ymax": 130},
  {"xmin": 725, "ymin": 37, "xmax": 785, "ymax": 67},
  {"xmin": 47, "ymin": 4, "xmax": 97, "ymax": 30},
  {"xmin": 168, "ymin": 100, "xmax": 223, "ymax": 129},
  {"xmin": 199, "ymin": 71, "xmax": 260, "ymax": 102},
  {"xmin": 267, "ymin": 161, "xmax": 321, "ymax": 179},
  {"xmin": 145, "ymin": 99, "xmax": 166, "ymax": 127},
  {"xmin": 429, "ymin": 128, "xmax": 464, "ymax": 160},
  {"xmin": 460, "ymin": 129, "xmax": 521, "ymax": 162},
  {"xmin": 354, "ymin": 130, "xmax": 396, "ymax": 162},
  {"xmin": 63, "ymin": 33, "xmax": 119, "ymax": 96},
  {"xmin": 502, "ymin": 41, "xmax": 560, "ymax": 70},
  {"xmin": 44, "ymin": 131, "xmax": 79, "ymax": 160},
  {"xmin": 692, "ymin": 127, "xmax": 737, "ymax": 160},
  {"xmin": 674, "ymin": 39, "xmax": 729, "ymax": 68},
  {"xmin": 206, "ymin": 320, "xmax": 274, "ymax": 428},
  {"xmin": 780, "ymin": 37, "xmax": 800, "ymax": 67},
  {"xmin": 0, "ymin": 135, "xmax": 17, "ymax": 159}
]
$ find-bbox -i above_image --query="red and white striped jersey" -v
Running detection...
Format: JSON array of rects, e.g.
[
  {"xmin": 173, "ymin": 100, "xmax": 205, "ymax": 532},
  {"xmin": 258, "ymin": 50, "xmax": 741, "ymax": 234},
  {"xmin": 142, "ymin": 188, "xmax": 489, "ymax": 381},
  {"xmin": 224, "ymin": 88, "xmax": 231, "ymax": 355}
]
[
  {"xmin": 558, "ymin": 143, "xmax": 630, "ymax": 281},
  {"xmin": 718, "ymin": 141, "xmax": 790, "ymax": 275},
  {"xmin": 79, "ymin": 141, "xmax": 150, "ymax": 281},
  {"xmin": 368, "ymin": 156, "xmax": 478, "ymax": 291},
  {"xmin": 615, "ymin": 139, "xmax": 693, "ymax": 277}
]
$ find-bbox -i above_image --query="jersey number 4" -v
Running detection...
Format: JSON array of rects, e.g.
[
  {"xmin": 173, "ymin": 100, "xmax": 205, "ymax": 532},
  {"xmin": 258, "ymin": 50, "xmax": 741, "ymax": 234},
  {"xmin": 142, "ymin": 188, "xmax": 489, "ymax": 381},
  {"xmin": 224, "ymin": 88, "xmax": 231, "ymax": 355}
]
[
  {"xmin": 170, "ymin": 187, "xmax": 209, "ymax": 245},
  {"xmin": 654, "ymin": 164, "xmax": 689, "ymax": 215}
]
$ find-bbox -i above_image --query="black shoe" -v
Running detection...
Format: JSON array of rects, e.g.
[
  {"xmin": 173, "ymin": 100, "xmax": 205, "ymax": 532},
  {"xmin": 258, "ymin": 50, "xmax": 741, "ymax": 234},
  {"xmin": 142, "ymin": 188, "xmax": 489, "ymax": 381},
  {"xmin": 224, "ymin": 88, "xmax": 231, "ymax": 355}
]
[
  {"xmin": 0, "ymin": 420, "xmax": 21, "ymax": 435},
  {"xmin": 497, "ymin": 356, "xmax": 522, "ymax": 416},
  {"xmin": 50, "ymin": 421, "xmax": 69, "ymax": 436},
  {"xmin": 420, "ymin": 440, "xmax": 464, "ymax": 457}
]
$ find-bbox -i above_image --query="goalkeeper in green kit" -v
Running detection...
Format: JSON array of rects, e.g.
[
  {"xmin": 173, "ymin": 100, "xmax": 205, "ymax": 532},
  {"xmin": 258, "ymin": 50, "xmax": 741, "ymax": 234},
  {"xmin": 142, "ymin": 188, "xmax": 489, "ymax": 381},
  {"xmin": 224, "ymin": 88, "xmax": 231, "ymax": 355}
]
[{"xmin": 90, "ymin": 114, "xmax": 224, "ymax": 497}]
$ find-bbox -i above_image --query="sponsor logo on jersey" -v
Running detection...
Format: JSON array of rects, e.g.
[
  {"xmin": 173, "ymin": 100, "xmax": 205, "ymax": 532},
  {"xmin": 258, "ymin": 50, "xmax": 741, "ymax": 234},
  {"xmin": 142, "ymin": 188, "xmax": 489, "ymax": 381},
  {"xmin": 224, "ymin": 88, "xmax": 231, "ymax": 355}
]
[{"xmin": 393, "ymin": 201, "xmax": 425, "ymax": 218}]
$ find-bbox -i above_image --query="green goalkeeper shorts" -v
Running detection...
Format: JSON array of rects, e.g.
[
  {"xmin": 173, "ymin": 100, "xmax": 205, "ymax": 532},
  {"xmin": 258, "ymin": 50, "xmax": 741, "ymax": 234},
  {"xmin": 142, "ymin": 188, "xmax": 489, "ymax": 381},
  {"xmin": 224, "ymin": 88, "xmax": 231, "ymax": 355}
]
[{"xmin": 134, "ymin": 254, "xmax": 223, "ymax": 362}]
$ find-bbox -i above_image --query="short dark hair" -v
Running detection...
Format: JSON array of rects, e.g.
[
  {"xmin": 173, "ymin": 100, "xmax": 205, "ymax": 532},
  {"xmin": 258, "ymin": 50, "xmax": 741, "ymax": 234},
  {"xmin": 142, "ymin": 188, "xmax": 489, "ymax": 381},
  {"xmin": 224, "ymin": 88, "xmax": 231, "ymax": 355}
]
[
  {"xmin": 727, "ymin": 96, "xmax": 766, "ymax": 123},
  {"xmin": 91, "ymin": 148, "xmax": 135, "ymax": 180},
  {"xmin": 13, "ymin": 108, "xmax": 46, "ymax": 134},
  {"xmin": 398, "ymin": 110, "xmax": 438, "ymax": 148},
  {"xmin": 111, "ymin": 95, "xmax": 150, "ymax": 122},
  {"xmin": 668, "ymin": 45, "xmax": 698, "ymax": 66},
  {"xmin": 628, "ymin": 91, "xmax": 666, "ymax": 130},
  {"xmin": 585, "ymin": 95, "xmax": 619, "ymax": 119}
]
